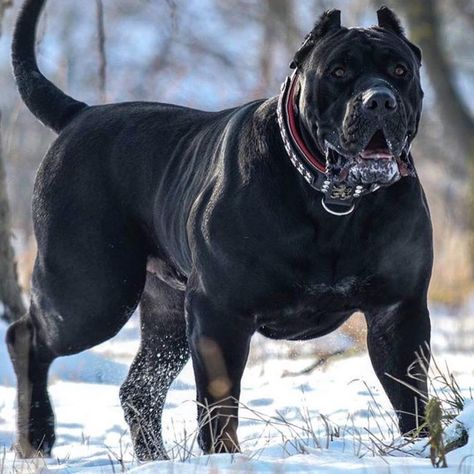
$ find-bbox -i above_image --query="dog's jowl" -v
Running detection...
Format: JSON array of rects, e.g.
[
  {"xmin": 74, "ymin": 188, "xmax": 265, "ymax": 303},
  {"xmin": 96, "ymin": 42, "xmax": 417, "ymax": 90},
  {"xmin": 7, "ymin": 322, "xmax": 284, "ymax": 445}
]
[{"xmin": 7, "ymin": 1, "xmax": 432, "ymax": 461}]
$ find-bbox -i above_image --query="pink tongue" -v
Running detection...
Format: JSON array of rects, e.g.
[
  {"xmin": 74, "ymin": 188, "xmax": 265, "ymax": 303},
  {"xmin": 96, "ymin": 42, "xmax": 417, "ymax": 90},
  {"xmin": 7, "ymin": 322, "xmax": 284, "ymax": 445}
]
[
  {"xmin": 360, "ymin": 130, "xmax": 392, "ymax": 159},
  {"xmin": 360, "ymin": 149, "xmax": 392, "ymax": 160}
]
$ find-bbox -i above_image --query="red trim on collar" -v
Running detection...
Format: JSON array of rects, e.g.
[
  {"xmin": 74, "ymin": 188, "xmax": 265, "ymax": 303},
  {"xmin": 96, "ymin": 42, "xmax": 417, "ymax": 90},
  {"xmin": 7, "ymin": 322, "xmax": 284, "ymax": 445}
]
[{"xmin": 286, "ymin": 75, "xmax": 326, "ymax": 173}]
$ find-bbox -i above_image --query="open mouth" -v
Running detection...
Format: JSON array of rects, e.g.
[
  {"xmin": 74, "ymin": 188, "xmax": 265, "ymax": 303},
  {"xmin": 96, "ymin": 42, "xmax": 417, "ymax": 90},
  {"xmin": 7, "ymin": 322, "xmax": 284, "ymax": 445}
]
[
  {"xmin": 358, "ymin": 130, "xmax": 393, "ymax": 161},
  {"xmin": 350, "ymin": 130, "xmax": 399, "ymax": 185},
  {"xmin": 324, "ymin": 129, "xmax": 414, "ymax": 186}
]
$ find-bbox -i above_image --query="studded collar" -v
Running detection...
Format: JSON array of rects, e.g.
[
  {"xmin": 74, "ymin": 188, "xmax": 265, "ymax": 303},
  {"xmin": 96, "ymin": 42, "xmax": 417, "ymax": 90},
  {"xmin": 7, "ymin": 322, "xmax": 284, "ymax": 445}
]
[{"xmin": 277, "ymin": 71, "xmax": 385, "ymax": 216}]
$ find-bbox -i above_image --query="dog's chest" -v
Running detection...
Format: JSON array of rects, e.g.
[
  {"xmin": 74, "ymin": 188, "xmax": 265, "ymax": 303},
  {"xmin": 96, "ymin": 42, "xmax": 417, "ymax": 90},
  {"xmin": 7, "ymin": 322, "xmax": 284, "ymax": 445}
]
[
  {"xmin": 253, "ymin": 271, "xmax": 373, "ymax": 341},
  {"xmin": 249, "ymin": 228, "xmax": 413, "ymax": 340}
]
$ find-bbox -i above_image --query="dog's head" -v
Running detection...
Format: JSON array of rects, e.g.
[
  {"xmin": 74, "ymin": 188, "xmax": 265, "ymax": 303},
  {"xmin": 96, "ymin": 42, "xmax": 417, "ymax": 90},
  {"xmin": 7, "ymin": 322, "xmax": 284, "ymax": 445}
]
[{"xmin": 291, "ymin": 7, "xmax": 423, "ymax": 187}]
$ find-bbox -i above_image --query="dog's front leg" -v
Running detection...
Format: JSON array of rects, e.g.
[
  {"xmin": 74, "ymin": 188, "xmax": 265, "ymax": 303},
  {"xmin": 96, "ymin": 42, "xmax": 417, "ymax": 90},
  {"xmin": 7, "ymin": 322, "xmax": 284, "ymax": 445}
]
[
  {"xmin": 365, "ymin": 300, "xmax": 431, "ymax": 435},
  {"xmin": 185, "ymin": 290, "xmax": 253, "ymax": 455}
]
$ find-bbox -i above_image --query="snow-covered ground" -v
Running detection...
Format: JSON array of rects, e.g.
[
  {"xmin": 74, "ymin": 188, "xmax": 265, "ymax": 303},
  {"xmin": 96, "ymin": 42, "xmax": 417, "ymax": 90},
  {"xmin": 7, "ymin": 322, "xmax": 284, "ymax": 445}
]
[{"xmin": 1, "ymin": 306, "xmax": 474, "ymax": 473}]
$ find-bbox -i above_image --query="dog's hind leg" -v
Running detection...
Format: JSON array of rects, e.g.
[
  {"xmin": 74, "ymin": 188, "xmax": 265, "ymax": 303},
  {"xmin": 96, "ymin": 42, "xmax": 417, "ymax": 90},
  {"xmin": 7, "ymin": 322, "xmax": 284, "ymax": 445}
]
[
  {"xmin": 120, "ymin": 273, "xmax": 189, "ymax": 461},
  {"xmin": 6, "ymin": 198, "xmax": 148, "ymax": 458},
  {"xmin": 6, "ymin": 315, "xmax": 55, "ymax": 457}
]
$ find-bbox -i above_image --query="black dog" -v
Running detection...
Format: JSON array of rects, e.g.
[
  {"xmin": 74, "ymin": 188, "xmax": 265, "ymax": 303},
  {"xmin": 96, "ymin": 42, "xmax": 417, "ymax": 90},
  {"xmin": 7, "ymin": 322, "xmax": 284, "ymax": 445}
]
[{"xmin": 7, "ymin": 0, "xmax": 432, "ymax": 461}]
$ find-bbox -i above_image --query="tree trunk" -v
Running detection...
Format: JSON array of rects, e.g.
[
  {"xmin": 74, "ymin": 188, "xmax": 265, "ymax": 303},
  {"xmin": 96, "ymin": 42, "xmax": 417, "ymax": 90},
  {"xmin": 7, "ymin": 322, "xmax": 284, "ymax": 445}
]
[
  {"xmin": 0, "ymin": 111, "xmax": 25, "ymax": 322},
  {"xmin": 395, "ymin": 0, "xmax": 474, "ymax": 159}
]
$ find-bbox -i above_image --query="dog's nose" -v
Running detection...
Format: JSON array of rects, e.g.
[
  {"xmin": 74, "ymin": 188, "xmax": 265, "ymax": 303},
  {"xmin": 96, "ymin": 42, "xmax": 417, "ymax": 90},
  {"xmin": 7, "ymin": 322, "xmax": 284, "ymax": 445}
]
[{"xmin": 362, "ymin": 87, "xmax": 397, "ymax": 116}]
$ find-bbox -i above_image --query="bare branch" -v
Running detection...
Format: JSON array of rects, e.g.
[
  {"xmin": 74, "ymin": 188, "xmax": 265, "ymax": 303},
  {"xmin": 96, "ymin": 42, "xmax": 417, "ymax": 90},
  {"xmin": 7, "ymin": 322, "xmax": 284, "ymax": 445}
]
[
  {"xmin": 0, "ymin": 0, "xmax": 13, "ymax": 37},
  {"xmin": 95, "ymin": 0, "xmax": 107, "ymax": 102},
  {"xmin": 0, "ymin": 111, "xmax": 26, "ymax": 322}
]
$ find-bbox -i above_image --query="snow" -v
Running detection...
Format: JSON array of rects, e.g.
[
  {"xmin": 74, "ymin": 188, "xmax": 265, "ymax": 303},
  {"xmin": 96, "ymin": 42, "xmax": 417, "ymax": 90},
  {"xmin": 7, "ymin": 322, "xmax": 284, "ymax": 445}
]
[{"xmin": 1, "ymin": 309, "xmax": 474, "ymax": 473}]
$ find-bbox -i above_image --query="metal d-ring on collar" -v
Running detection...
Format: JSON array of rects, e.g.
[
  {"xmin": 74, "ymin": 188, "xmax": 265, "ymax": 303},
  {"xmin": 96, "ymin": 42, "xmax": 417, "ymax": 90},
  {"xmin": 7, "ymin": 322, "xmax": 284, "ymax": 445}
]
[
  {"xmin": 277, "ymin": 71, "xmax": 374, "ymax": 216},
  {"xmin": 321, "ymin": 198, "xmax": 355, "ymax": 216}
]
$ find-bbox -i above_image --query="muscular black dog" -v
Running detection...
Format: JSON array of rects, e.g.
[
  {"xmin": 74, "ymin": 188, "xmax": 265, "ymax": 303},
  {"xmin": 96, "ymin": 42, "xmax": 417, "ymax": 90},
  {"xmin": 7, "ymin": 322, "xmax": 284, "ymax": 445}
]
[{"xmin": 7, "ymin": 0, "xmax": 432, "ymax": 461}]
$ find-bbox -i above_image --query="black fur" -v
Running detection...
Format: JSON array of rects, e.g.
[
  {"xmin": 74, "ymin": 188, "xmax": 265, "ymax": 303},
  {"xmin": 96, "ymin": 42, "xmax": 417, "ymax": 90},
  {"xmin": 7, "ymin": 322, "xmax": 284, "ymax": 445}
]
[
  {"xmin": 12, "ymin": 0, "xmax": 87, "ymax": 132},
  {"xmin": 8, "ymin": 0, "xmax": 432, "ymax": 461},
  {"xmin": 291, "ymin": 9, "xmax": 341, "ymax": 69},
  {"xmin": 377, "ymin": 6, "xmax": 405, "ymax": 35},
  {"xmin": 375, "ymin": 6, "xmax": 422, "ymax": 64}
]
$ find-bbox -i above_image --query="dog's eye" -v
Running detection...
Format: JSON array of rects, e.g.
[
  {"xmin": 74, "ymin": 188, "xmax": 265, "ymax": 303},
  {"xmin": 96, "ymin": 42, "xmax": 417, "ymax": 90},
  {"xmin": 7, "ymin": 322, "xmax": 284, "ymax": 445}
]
[
  {"xmin": 331, "ymin": 66, "xmax": 346, "ymax": 79},
  {"xmin": 393, "ymin": 64, "xmax": 408, "ymax": 77}
]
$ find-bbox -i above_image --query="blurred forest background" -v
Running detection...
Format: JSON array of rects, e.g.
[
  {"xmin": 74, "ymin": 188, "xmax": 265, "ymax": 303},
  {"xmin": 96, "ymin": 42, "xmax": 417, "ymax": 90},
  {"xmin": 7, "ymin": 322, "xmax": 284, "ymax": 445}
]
[{"xmin": 0, "ymin": 0, "xmax": 473, "ymax": 328}]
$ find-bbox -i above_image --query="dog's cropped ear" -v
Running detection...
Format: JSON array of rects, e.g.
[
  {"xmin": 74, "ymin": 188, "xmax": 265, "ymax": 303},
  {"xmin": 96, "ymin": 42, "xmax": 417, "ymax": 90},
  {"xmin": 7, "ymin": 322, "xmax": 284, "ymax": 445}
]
[
  {"xmin": 377, "ymin": 6, "xmax": 422, "ymax": 64},
  {"xmin": 313, "ymin": 9, "xmax": 342, "ymax": 38},
  {"xmin": 290, "ymin": 10, "xmax": 341, "ymax": 69},
  {"xmin": 377, "ymin": 6, "xmax": 404, "ymax": 35}
]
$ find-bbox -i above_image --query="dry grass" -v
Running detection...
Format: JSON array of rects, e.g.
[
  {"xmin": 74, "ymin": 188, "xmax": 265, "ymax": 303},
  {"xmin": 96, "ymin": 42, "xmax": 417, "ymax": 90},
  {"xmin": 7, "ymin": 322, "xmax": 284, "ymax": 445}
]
[
  {"xmin": 429, "ymin": 204, "xmax": 474, "ymax": 305},
  {"xmin": 4, "ymin": 358, "xmax": 471, "ymax": 473},
  {"xmin": 365, "ymin": 346, "xmax": 470, "ymax": 467}
]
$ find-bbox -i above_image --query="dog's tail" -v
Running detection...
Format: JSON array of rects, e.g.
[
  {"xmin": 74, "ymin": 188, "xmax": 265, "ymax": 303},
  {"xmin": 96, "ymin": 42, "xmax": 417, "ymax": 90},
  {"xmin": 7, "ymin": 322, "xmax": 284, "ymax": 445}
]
[{"xmin": 12, "ymin": 0, "xmax": 89, "ymax": 133}]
